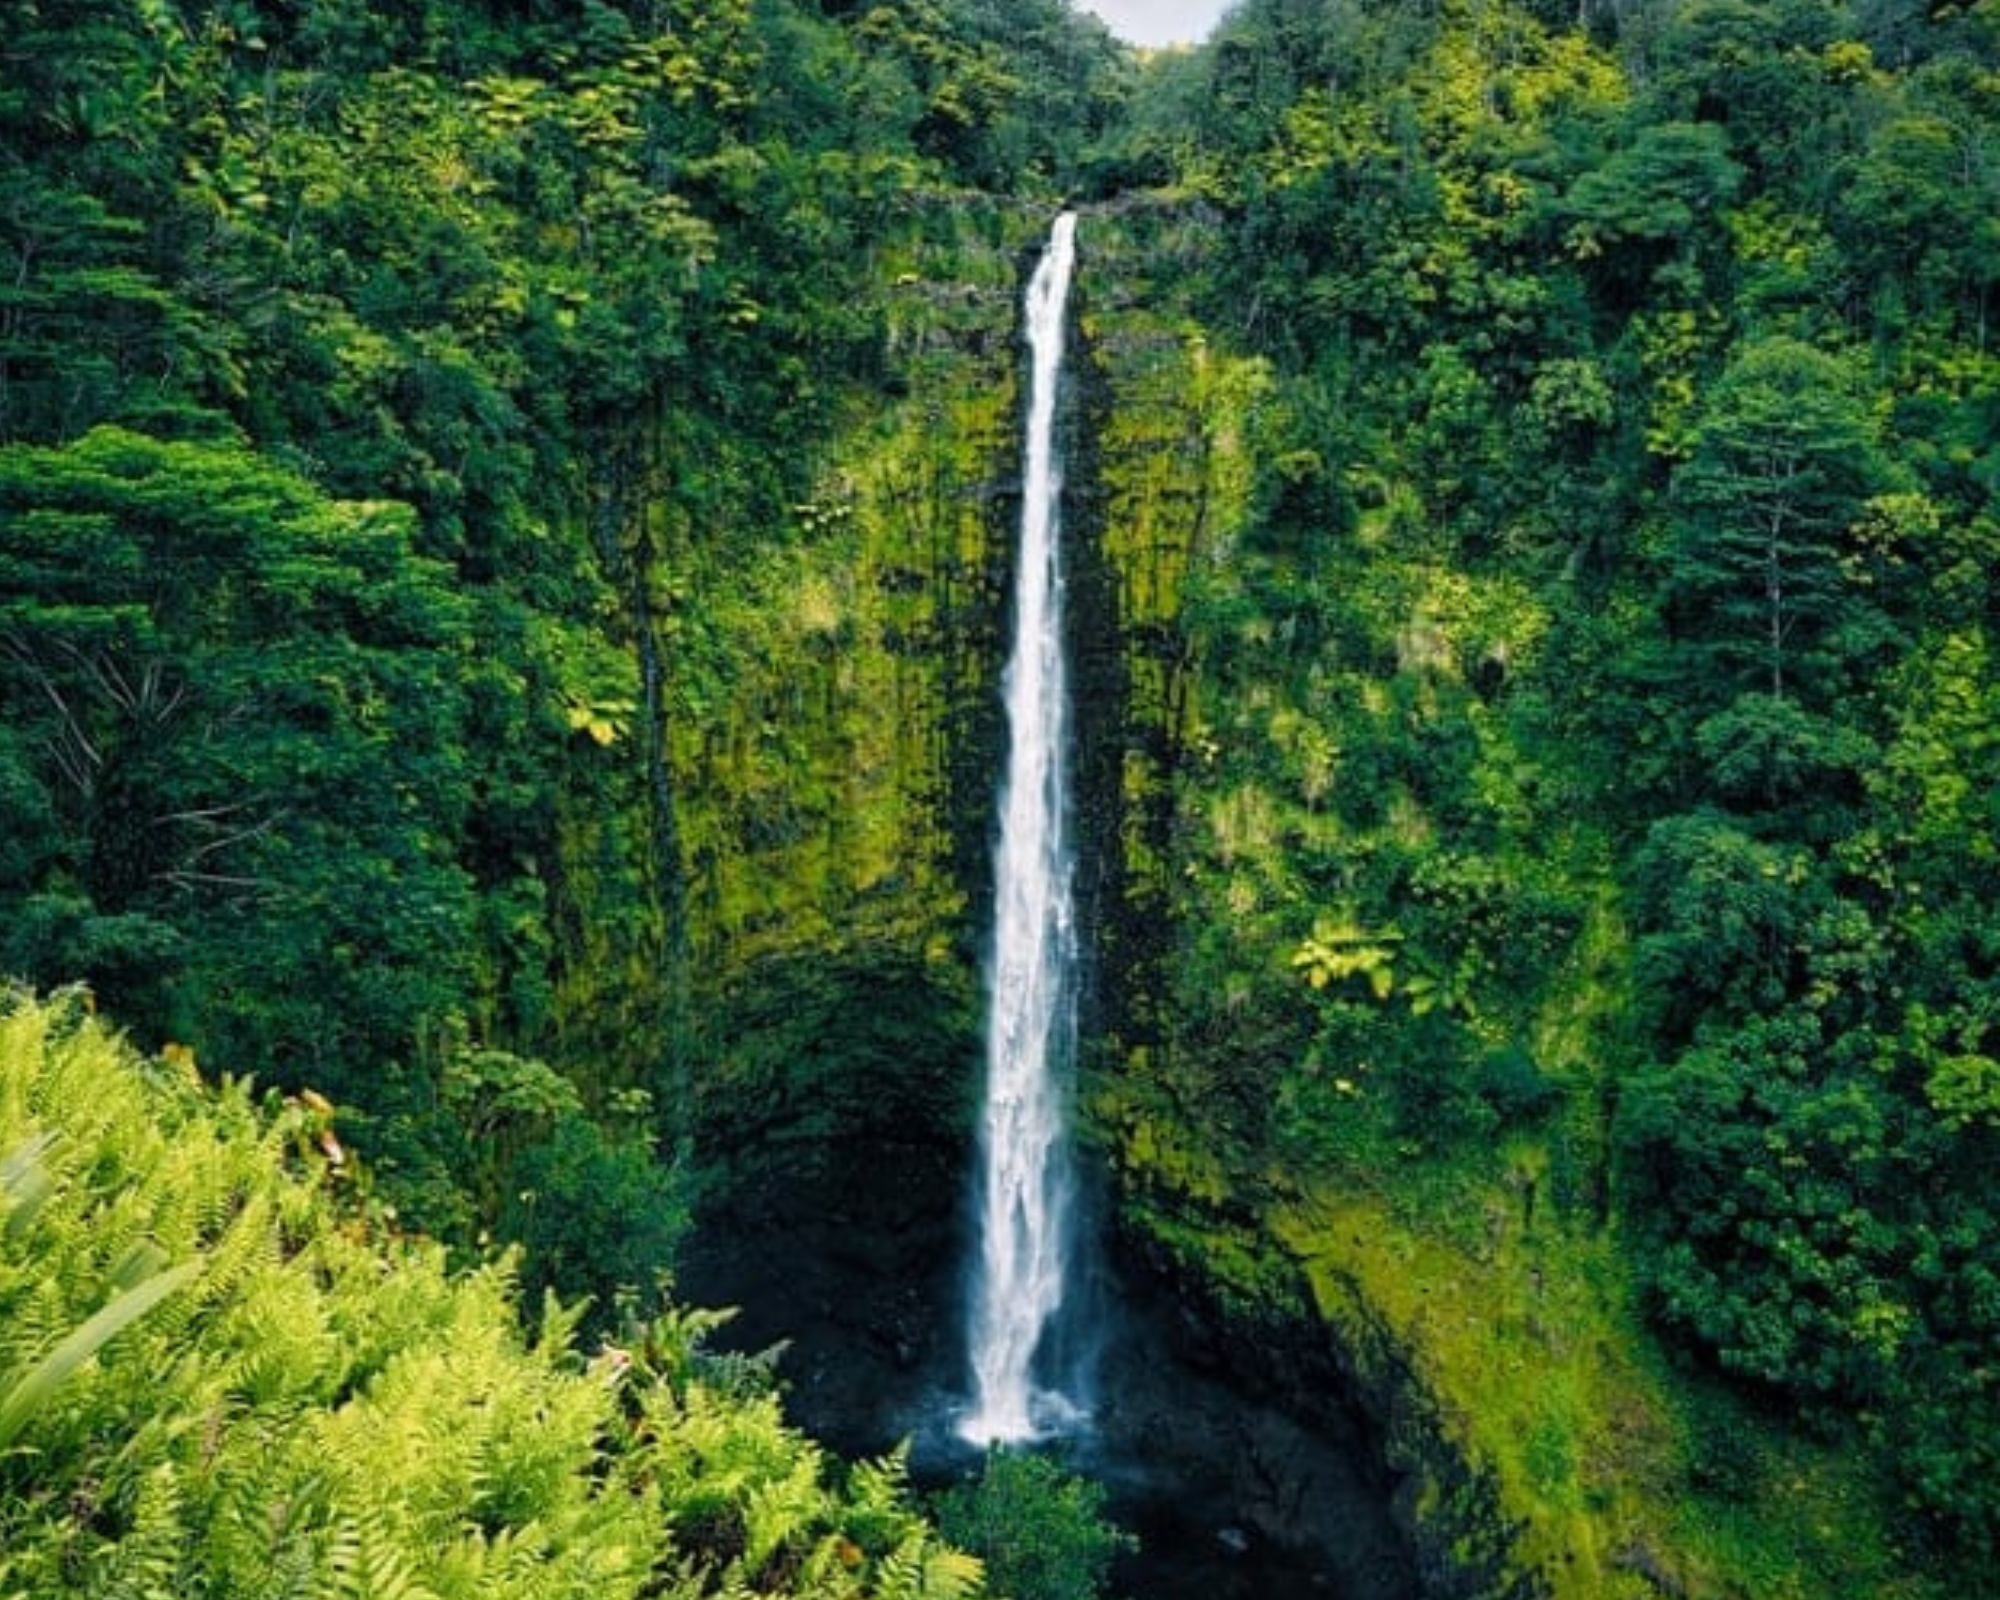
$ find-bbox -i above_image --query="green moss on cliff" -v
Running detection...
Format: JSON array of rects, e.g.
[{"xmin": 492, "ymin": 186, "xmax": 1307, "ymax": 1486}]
[
  {"xmin": 669, "ymin": 199, "xmax": 1043, "ymax": 984},
  {"xmin": 1273, "ymin": 1178, "xmax": 1917, "ymax": 1600}
]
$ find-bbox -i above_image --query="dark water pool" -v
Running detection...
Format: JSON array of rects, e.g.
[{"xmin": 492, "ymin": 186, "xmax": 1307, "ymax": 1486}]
[{"xmin": 681, "ymin": 1194, "xmax": 1418, "ymax": 1600}]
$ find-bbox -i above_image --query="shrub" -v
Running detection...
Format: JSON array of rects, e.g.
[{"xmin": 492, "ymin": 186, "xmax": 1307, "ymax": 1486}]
[{"xmin": 934, "ymin": 1451, "xmax": 1135, "ymax": 1600}]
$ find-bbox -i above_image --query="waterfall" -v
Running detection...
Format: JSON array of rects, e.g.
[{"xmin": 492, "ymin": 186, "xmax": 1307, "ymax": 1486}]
[{"xmin": 959, "ymin": 211, "xmax": 1085, "ymax": 1449}]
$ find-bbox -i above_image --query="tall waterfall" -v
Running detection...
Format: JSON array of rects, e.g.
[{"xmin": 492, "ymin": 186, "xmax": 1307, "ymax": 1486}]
[{"xmin": 959, "ymin": 212, "xmax": 1085, "ymax": 1448}]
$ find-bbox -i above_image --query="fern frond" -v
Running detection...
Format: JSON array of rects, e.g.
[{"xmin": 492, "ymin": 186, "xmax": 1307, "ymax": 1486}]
[
  {"xmin": 631, "ymin": 1303, "xmax": 740, "ymax": 1398},
  {"xmin": 0, "ymin": 1256, "xmax": 201, "ymax": 1450},
  {"xmin": 924, "ymin": 1544, "xmax": 986, "ymax": 1600},
  {"xmin": 254, "ymin": 1527, "xmax": 333, "ymax": 1600},
  {"xmin": 870, "ymin": 1533, "xmax": 988, "ymax": 1600},
  {"xmin": 344, "ymin": 1513, "xmax": 443, "ymax": 1600},
  {"xmin": 89, "ymin": 1460, "xmax": 189, "ymax": 1600},
  {"xmin": 845, "ymin": 1441, "xmax": 912, "ymax": 1519},
  {"xmin": 741, "ymin": 1452, "xmax": 831, "ymax": 1574},
  {"xmin": 874, "ymin": 1534, "xmax": 927, "ymax": 1600},
  {"xmin": 315, "ymin": 1511, "xmax": 363, "ymax": 1600},
  {"xmin": 0, "ymin": 997, "xmax": 885, "ymax": 1600}
]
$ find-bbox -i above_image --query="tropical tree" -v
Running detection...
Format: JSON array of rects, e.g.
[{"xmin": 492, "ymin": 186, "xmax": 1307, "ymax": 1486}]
[
  {"xmin": 1665, "ymin": 336, "xmax": 1897, "ymax": 709},
  {"xmin": 0, "ymin": 427, "xmax": 473, "ymax": 1090}
]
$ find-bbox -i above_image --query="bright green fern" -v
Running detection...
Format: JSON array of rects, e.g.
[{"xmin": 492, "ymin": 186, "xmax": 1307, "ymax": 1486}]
[{"xmin": 0, "ymin": 991, "xmax": 991, "ymax": 1600}]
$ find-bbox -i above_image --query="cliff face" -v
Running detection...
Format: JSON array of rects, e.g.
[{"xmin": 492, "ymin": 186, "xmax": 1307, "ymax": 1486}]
[
  {"xmin": 1065, "ymin": 205, "xmax": 1562, "ymax": 1600},
  {"xmin": 669, "ymin": 198, "xmax": 1040, "ymax": 985},
  {"xmin": 1061, "ymin": 219, "xmax": 1459, "ymax": 1597},
  {"xmin": 663, "ymin": 197, "xmax": 1251, "ymax": 1021},
  {"xmin": 669, "ymin": 197, "xmax": 1857, "ymax": 1600},
  {"xmin": 674, "ymin": 197, "xmax": 1550, "ymax": 1597},
  {"xmin": 668, "ymin": 197, "xmax": 1026, "ymax": 1437}
]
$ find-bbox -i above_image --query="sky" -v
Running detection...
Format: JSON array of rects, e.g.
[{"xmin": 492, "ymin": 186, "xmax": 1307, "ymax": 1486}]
[{"xmin": 1077, "ymin": 0, "xmax": 1236, "ymax": 48}]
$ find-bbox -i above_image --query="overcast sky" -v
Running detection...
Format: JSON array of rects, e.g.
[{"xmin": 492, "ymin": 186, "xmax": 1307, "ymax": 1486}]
[{"xmin": 1077, "ymin": 0, "xmax": 1236, "ymax": 48}]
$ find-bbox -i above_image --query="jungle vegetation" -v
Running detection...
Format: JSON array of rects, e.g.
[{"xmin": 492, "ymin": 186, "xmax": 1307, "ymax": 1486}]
[
  {"xmin": 0, "ymin": 988, "xmax": 993, "ymax": 1599},
  {"xmin": 1, "ymin": 0, "xmax": 1996, "ymax": 1595}
]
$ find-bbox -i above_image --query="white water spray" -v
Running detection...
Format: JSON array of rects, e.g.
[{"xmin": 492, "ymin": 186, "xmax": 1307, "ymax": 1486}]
[{"xmin": 959, "ymin": 212, "xmax": 1084, "ymax": 1448}]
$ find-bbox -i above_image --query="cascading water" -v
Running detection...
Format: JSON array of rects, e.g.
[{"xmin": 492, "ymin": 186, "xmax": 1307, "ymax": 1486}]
[{"xmin": 959, "ymin": 211, "xmax": 1085, "ymax": 1449}]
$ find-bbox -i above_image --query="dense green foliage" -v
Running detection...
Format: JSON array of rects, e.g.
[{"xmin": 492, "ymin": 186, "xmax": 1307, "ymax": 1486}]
[
  {"xmin": 0, "ymin": 989, "xmax": 986, "ymax": 1599},
  {"xmin": 1084, "ymin": 0, "xmax": 2000, "ymax": 1585},
  {"xmin": 4, "ymin": 0, "xmax": 2000, "ymax": 1593},
  {"xmin": 0, "ymin": 428, "xmax": 473, "ymax": 1081},
  {"xmin": 0, "ymin": 0, "xmax": 1120, "ymax": 1284},
  {"xmin": 932, "ymin": 1452, "xmax": 1134, "ymax": 1600}
]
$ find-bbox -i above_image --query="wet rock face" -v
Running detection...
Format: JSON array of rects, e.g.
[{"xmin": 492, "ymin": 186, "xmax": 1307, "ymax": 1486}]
[
  {"xmin": 1094, "ymin": 1238, "xmax": 1422, "ymax": 1600},
  {"xmin": 674, "ymin": 953, "xmax": 973, "ymax": 1453},
  {"xmin": 1117, "ymin": 1217, "xmax": 1553, "ymax": 1600},
  {"xmin": 678, "ymin": 1140, "xmax": 968, "ymax": 1455}
]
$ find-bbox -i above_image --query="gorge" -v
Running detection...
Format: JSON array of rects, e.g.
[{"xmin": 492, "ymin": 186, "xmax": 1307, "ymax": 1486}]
[
  {"xmin": 2, "ymin": 2, "xmax": 1997, "ymax": 1599},
  {"xmin": 677, "ymin": 201, "xmax": 1426, "ymax": 1598}
]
